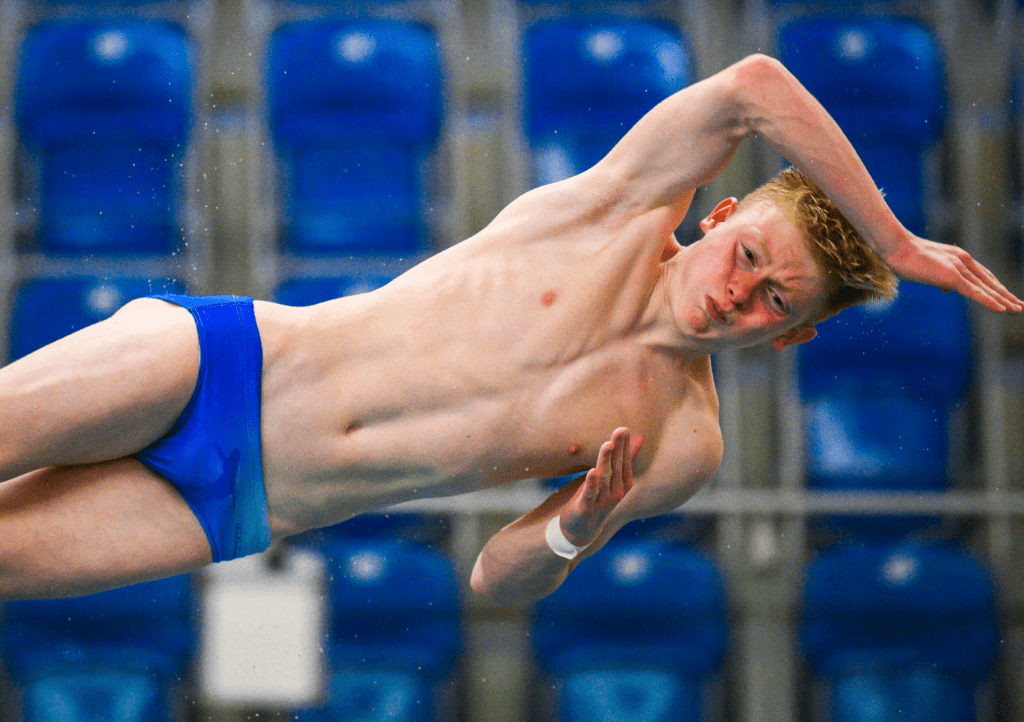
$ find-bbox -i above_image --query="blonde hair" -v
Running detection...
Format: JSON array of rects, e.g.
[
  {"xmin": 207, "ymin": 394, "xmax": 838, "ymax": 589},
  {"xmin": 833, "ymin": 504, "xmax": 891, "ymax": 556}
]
[{"xmin": 738, "ymin": 167, "xmax": 898, "ymax": 324}]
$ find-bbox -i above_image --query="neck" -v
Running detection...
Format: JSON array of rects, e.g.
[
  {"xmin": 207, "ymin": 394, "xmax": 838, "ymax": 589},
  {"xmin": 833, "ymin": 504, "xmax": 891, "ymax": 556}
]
[{"xmin": 635, "ymin": 245, "xmax": 724, "ymax": 363}]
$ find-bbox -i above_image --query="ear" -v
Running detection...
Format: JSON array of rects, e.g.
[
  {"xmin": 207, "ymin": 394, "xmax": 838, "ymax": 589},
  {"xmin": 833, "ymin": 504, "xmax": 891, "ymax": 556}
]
[
  {"xmin": 699, "ymin": 197, "xmax": 739, "ymax": 234},
  {"xmin": 771, "ymin": 324, "xmax": 817, "ymax": 351}
]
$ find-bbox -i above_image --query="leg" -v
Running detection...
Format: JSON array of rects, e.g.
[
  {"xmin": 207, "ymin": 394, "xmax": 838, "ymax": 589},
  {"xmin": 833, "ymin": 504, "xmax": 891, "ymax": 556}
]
[
  {"xmin": 0, "ymin": 298, "xmax": 200, "ymax": 480},
  {"xmin": 0, "ymin": 457, "xmax": 212, "ymax": 600}
]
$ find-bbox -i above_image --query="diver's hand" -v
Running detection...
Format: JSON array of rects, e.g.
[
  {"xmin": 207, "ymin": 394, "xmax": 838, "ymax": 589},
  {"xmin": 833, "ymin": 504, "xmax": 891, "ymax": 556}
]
[
  {"xmin": 885, "ymin": 235, "xmax": 1022, "ymax": 314},
  {"xmin": 558, "ymin": 428, "xmax": 643, "ymax": 548}
]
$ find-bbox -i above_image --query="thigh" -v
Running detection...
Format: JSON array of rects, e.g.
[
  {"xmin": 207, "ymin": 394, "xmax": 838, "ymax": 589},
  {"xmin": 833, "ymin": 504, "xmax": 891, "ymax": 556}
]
[
  {"xmin": 0, "ymin": 457, "xmax": 213, "ymax": 600},
  {"xmin": 0, "ymin": 298, "xmax": 200, "ymax": 480}
]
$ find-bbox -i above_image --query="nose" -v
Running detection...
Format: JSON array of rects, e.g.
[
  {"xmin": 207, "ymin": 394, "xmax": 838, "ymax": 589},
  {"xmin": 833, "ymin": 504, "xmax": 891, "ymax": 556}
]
[{"xmin": 727, "ymin": 270, "xmax": 759, "ymax": 309}]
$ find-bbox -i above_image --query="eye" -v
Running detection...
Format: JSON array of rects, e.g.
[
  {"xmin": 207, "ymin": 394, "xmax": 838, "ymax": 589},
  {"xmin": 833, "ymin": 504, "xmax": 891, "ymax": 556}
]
[
  {"xmin": 768, "ymin": 289, "xmax": 787, "ymax": 314},
  {"xmin": 742, "ymin": 245, "xmax": 756, "ymax": 264}
]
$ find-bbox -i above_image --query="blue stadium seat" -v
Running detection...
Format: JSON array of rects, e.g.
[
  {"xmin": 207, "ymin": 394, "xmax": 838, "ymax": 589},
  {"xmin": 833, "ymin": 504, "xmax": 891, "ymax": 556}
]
[
  {"xmin": 298, "ymin": 539, "xmax": 461, "ymax": 721},
  {"xmin": 524, "ymin": 18, "xmax": 692, "ymax": 186},
  {"xmin": 534, "ymin": 542, "xmax": 727, "ymax": 722},
  {"xmin": 268, "ymin": 20, "xmax": 442, "ymax": 255},
  {"xmin": 292, "ymin": 512, "xmax": 451, "ymax": 551},
  {"xmin": 798, "ymin": 282, "xmax": 971, "ymax": 535},
  {"xmin": 274, "ymin": 273, "xmax": 394, "ymax": 306},
  {"xmin": 799, "ymin": 283, "xmax": 971, "ymax": 403},
  {"xmin": 16, "ymin": 21, "xmax": 193, "ymax": 254},
  {"xmin": 800, "ymin": 543, "xmax": 998, "ymax": 722},
  {"xmin": 7, "ymin": 277, "xmax": 183, "ymax": 362},
  {"xmin": 1, "ymin": 574, "xmax": 195, "ymax": 722},
  {"xmin": 778, "ymin": 17, "xmax": 945, "ymax": 237},
  {"xmin": 766, "ymin": 0, "xmax": 872, "ymax": 7}
]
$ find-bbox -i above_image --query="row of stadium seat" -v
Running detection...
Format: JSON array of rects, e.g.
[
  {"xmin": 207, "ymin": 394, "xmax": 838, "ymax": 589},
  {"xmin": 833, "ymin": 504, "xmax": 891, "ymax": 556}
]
[
  {"xmin": 777, "ymin": 14, "xmax": 972, "ymax": 540},
  {"xmin": 800, "ymin": 282, "xmax": 971, "ymax": 538},
  {"xmin": 0, "ymin": 530, "xmax": 999, "ymax": 722},
  {"xmin": 9, "ymin": 11, "xmax": 970, "ymax": 476},
  {"xmin": 14, "ymin": 17, "xmax": 685, "ymax": 256},
  {"xmin": 12, "ymin": 12, "xmax": 954, "ymax": 257}
]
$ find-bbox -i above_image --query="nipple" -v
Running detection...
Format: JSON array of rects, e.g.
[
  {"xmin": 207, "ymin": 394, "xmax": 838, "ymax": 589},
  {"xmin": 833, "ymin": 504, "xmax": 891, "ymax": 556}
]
[
  {"xmin": 567, "ymin": 443, "xmax": 582, "ymax": 456},
  {"xmin": 541, "ymin": 290, "xmax": 558, "ymax": 307}
]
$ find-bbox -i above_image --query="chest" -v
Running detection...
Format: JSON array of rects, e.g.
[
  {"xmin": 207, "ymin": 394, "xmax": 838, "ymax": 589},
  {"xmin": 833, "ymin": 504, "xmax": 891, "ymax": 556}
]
[{"xmin": 518, "ymin": 346, "xmax": 695, "ymax": 476}]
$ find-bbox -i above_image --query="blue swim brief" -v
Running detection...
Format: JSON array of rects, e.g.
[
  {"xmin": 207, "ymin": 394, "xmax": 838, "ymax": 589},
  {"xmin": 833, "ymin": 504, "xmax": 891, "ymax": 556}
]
[{"xmin": 135, "ymin": 294, "xmax": 272, "ymax": 563}]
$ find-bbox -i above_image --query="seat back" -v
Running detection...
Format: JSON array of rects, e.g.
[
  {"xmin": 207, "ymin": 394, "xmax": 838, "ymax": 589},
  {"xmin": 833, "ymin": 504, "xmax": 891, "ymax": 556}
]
[
  {"xmin": 300, "ymin": 540, "xmax": 460, "ymax": 721},
  {"xmin": 799, "ymin": 282, "xmax": 970, "ymax": 489},
  {"xmin": 799, "ymin": 283, "xmax": 971, "ymax": 402},
  {"xmin": 268, "ymin": 20, "xmax": 442, "ymax": 254},
  {"xmin": 524, "ymin": 18, "xmax": 691, "ymax": 186},
  {"xmin": 830, "ymin": 668, "xmax": 975, "ymax": 722},
  {"xmin": 321, "ymin": 539, "xmax": 461, "ymax": 675},
  {"xmin": 16, "ymin": 21, "xmax": 193, "ymax": 252},
  {"xmin": 7, "ymin": 276, "xmax": 184, "ymax": 362},
  {"xmin": 274, "ymin": 274, "xmax": 395, "ymax": 306},
  {"xmin": 2, "ymin": 575, "xmax": 195, "ymax": 722},
  {"xmin": 778, "ymin": 16, "xmax": 945, "ymax": 236},
  {"xmin": 800, "ymin": 543, "xmax": 999, "ymax": 682},
  {"xmin": 21, "ymin": 671, "xmax": 165, "ymax": 722},
  {"xmin": 534, "ymin": 543, "xmax": 727, "ymax": 722}
]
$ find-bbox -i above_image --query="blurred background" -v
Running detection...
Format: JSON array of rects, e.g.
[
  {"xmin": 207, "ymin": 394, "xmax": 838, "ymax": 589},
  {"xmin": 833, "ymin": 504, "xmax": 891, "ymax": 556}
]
[{"xmin": 1, "ymin": 0, "xmax": 1024, "ymax": 720}]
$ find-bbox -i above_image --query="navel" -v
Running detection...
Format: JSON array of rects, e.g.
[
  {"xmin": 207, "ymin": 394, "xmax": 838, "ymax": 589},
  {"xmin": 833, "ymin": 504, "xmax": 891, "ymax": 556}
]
[
  {"xmin": 345, "ymin": 420, "xmax": 363, "ymax": 435},
  {"xmin": 541, "ymin": 290, "xmax": 558, "ymax": 307}
]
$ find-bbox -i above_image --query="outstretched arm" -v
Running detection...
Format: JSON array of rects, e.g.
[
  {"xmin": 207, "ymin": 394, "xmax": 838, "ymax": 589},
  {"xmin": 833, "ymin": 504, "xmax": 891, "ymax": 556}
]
[
  {"xmin": 597, "ymin": 54, "xmax": 1021, "ymax": 313},
  {"xmin": 470, "ymin": 425, "xmax": 721, "ymax": 605}
]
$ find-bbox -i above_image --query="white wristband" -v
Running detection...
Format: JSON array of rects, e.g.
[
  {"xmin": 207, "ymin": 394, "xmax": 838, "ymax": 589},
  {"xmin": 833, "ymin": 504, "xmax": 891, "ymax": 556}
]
[{"xmin": 545, "ymin": 516, "xmax": 590, "ymax": 560}]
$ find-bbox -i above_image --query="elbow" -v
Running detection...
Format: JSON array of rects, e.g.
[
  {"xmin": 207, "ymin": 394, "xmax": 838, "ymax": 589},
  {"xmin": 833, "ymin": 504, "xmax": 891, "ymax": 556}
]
[
  {"xmin": 469, "ymin": 554, "xmax": 517, "ymax": 606},
  {"xmin": 469, "ymin": 553, "xmax": 563, "ymax": 606},
  {"xmin": 733, "ymin": 53, "xmax": 787, "ymax": 88},
  {"xmin": 469, "ymin": 556, "xmax": 493, "ymax": 600},
  {"xmin": 729, "ymin": 54, "xmax": 789, "ymax": 132},
  {"xmin": 470, "ymin": 572, "xmax": 549, "ymax": 607},
  {"xmin": 469, "ymin": 554, "xmax": 494, "ymax": 600}
]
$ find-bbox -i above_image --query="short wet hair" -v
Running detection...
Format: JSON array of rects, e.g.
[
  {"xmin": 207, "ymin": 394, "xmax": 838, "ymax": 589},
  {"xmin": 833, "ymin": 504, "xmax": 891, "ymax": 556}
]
[{"xmin": 738, "ymin": 167, "xmax": 898, "ymax": 324}]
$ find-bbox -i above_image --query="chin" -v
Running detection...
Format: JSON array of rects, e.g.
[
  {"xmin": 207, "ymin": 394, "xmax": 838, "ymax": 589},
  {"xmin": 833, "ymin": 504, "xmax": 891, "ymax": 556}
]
[{"xmin": 683, "ymin": 307, "xmax": 710, "ymax": 335}]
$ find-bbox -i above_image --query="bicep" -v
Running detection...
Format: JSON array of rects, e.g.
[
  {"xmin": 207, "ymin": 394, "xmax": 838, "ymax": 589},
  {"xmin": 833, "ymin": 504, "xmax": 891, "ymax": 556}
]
[{"xmin": 594, "ymin": 59, "xmax": 753, "ymax": 224}]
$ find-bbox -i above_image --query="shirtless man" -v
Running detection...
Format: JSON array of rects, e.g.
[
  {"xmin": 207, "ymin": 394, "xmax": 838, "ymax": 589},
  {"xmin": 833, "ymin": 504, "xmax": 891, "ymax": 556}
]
[{"xmin": 0, "ymin": 55, "xmax": 1019, "ymax": 602}]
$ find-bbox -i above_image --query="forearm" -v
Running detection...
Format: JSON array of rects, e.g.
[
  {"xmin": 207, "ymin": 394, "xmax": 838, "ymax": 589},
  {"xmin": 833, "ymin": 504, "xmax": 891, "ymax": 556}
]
[
  {"xmin": 470, "ymin": 429, "xmax": 654, "ymax": 606},
  {"xmin": 735, "ymin": 55, "xmax": 908, "ymax": 259},
  {"xmin": 470, "ymin": 516, "xmax": 573, "ymax": 605}
]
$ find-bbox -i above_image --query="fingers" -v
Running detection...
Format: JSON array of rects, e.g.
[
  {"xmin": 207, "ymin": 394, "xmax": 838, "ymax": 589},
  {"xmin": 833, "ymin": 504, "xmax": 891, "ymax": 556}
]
[
  {"xmin": 958, "ymin": 266, "xmax": 1009, "ymax": 314},
  {"xmin": 959, "ymin": 264, "xmax": 1020, "ymax": 314},
  {"xmin": 559, "ymin": 429, "xmax": 642, "ymax": 547},
  {"xmin": 891, "ymin": 238, "xmax": 1023, "ymax": 315},
  {"xmin": 963, "ymin": 254, "xmax": 1022, "ymax": 313},
  {"xmin": 946, "ymin": 247, "xmax": 1022, "ymax": 314},
  {"xmin": 610, "ymin": 430, "xmax": 625, "ymax": 499},
  {"xmin": 588, "ymin": 428, "xmax": 634, "ymax": 510}
]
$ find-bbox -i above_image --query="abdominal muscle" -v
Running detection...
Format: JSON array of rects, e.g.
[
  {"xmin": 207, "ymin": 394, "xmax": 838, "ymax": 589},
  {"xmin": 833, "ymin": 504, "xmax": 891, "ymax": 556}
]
[
  {"xmin": 252, "ymin": 310, "xmax": 577, "ymax": 535},
  {"xmin": 251, "ymin": 253, "xmax": 674, "ymax": 537}
]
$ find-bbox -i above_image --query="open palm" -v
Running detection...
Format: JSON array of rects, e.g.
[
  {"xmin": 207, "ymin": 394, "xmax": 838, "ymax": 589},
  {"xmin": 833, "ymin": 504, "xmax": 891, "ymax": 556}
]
[
  {"xmin": 559, "ymin": 428, "xmax": 643, "ymax": 548},
  {"xmin": 885, "ymin": 236, "xmax": 1022, "ymax": 314}
]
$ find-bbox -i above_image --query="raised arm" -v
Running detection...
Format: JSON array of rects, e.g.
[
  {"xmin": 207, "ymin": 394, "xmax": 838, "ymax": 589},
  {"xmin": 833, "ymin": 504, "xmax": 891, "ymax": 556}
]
[
  {"xmin": 470, "ymin": 424, "xmax": 721, "ymax": 606},
  {"xmin": 598, "ymin": 54, "xmax": 1021, "ymax": 313}
]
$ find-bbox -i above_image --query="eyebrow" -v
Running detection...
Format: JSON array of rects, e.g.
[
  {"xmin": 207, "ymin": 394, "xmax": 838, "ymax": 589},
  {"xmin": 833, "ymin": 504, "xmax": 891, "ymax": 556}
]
[
  {"xmin": 752, "ymin": 226, "xmax": 772, "ymax": 266},
  {"xmin": 750, "ymin": 228, "xmax": 792, "ymax": 314}
]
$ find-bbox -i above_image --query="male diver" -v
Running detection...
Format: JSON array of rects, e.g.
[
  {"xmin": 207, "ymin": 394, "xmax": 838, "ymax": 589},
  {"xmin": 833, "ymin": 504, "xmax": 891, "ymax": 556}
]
[{"xmin": 0, "ymin": 55, "xmax": 1018, "ymax": 601}]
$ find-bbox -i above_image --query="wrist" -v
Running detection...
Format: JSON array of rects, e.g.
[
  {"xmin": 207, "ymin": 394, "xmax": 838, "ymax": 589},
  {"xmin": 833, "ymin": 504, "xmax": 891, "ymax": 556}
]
[
  {"xmin": 545, "ymin": 516, "xmax": 591, "ymax": 560},
  {"xmin": 868, "ymin": 219, "xmax": 914, "ymax": 264}
]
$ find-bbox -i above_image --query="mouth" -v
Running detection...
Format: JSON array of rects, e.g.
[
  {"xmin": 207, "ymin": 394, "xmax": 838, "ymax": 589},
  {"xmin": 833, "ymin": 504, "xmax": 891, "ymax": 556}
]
[{"xmin": 705, "ymin": 295, "xmax": 728, "ymax": 325}]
